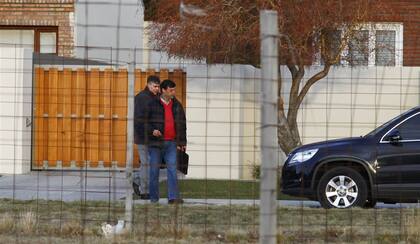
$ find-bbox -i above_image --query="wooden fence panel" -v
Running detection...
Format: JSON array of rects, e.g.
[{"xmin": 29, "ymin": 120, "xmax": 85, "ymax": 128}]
[
  {"xmin": 42, "ymin": 69, "xmax": 49, "ymax": 166},
  {"xmin": 56, "ymin": 70, "xmax": 64, "ymax": 167},
  {"xmin": 62, "ymin": 69, "xmax": 72, "ymax": 167},
  {"xmin": 72, "ymin": 69, "xmax": 86, "ymax": 167},
  {"xmin": 160, "ymin": 69, "xmax": 169, "ymax": 81},
  {"xmin": 47, "ymin": 69, "xmax": 58, "ymax": 166},
  {"xmin": 34, "ymin": 68, "xmax": 45, "ymax": 167},
  {"xmin": 173, "ymin": 69, "xmax": 186, "ymax": 107},
  {"xmin": 134, "ymin": 69, "xmax": 142, "ymax": 95},
  {"xmin": 33, "ymin": 68, "xmax": 186, "ymax": 169},
  {"xmin": 99, "ymin": 69, "xmax": 113, "ymax": 167},
  {"xmin": 112, "ymin": 70, "xmax": 128, "ymax": 167},
  {"xmin": 87, "ymin": 69, "xmax": 100, "ymax": 167}
]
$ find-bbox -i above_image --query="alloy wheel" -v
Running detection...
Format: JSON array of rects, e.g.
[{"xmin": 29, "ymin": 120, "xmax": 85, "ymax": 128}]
[{"xmin": 325, "ymin": 175, "xmax": 358, "ymax": 208}]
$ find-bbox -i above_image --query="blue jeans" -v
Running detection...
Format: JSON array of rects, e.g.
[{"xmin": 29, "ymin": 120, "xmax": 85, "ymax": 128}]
[
  {"xmin": 134, "ymin": 144, "xmax": 149, "ymax": 194},
  {"xmin": 149, "ymin": 141, "xmax": 179, "ymax": 202}
]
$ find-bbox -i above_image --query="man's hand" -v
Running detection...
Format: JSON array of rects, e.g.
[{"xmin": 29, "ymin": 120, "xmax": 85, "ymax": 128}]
[
  {"xmin": 152, "ymin": 130, "xmax": 162, "ymax": 137},
  {"xmin": 177, "ymin": 146, "xmax": 186, "ymax": 151}
]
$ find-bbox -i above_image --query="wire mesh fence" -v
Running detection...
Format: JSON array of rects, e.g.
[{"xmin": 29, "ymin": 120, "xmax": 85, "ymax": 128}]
[{"xmin": 0, "ymin": 1, "xmax": 419, "ymax": 243}]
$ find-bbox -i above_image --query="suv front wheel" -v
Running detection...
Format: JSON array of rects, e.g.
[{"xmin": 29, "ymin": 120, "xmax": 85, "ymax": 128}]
[{"xmin": 317, "ymin": 167, "xmax": 368, "ymax": 209}]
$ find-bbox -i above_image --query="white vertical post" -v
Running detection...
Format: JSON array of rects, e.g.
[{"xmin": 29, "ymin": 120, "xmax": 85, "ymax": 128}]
[
  {"xmin": 125, "ymin": 60, "xmax": 135, "ymax": 230},
  {"xmin": 259, "ymin": 10, "xmax": 279, "ymax": 244}
]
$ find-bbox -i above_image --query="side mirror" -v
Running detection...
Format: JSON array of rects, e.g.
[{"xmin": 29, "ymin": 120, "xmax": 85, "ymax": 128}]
[{"xmin": 388, "ymin": 131, "xmax": 402, "ymax": 144}]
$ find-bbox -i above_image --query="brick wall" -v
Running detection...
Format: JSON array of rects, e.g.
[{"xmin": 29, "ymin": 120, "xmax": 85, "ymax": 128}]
[
  {"xmin": 371, "ymin": 0, "xmax": 420, "ymax": 66},
  {"xmin": 0, "ymin": 1, "xmax": 418, "ymax": 65},
  {"xmin": 0, "ymin": 0, "xmax": 75, "ymax": 57}
]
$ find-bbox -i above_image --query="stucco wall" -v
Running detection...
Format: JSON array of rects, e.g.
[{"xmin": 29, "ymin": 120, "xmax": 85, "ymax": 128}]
[
  {"xmin": 142, "ymin": 46, "xmax": 420, "ymax": 180},
  {"xmin": 291, "ymin": 66, "xmax": 420, "ymax": 144},
  {"xmin": 0, "ymin": 47, "xmax": 32, "ymax": 174},
  {"xmin": 74, "ymin": 0, "xmax": 143, "ymax": 64}
]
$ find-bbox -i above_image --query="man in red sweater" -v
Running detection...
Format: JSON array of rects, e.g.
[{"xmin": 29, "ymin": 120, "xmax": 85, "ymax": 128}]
[{"xmin": 148, "ymin": 79, "xmax": 187, "ymax": 204}]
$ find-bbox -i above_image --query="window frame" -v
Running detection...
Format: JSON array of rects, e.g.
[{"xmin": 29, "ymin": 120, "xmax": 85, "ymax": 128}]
[
  {"xmin": 0, "ymin": 26, "xmax": 58, "ymax": 54},
  {"xmin": 348, "ymin": 29, "xmax": 370, "ymax": 66},
  {"xmin": 314, "ymin": 23, "xmax": 403, "ymax": 67},
  {"xmin": 375, "ymin": 29, "xmax": 397, "ymax": 66},
  {"xmin": 393, "ymin": 114, "xmax": 420, "ymax": 141},
  {"xmin": 380, "ymin": 112, "xmax": 420, "ymax": 143}
]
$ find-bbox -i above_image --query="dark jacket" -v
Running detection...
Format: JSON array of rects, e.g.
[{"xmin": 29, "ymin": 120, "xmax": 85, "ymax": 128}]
[
  {"xmin": 134, "ymin": 88, "xmax": 156, "ymax": 145},
  {"xmin": 148, "ymin": 96, "xmax": 187, "ymax": 147}
]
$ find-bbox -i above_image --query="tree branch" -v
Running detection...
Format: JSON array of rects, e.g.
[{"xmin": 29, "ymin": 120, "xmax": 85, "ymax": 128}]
[
  {"xmin": 296, "ymin": 64, "xmax": 331, "ymax": 107},
  {"xmin": 286, "ymin": 63, "xmax": 298, "ymax": 78},
  {"xmin": 287, "ymin": 65, "xmax": 304, "ymax": 121}
]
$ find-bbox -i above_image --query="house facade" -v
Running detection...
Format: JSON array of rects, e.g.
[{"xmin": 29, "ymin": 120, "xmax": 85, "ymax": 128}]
[
  {"xmin": 0, "ymin": 0, "xmax": 418, "ymax": 179},
  {"xmin": 0, "ymin": 1, "xmax": 417, "ymax": 65},
  {"xmin": 140, "ymin": 0, "xmax": 420, "ymax": 179},
  {"xmin": 374, "ymin": 0, "xmax": 419, "ymax": 67},
  {"xmin": 0, "ymin": 0, "xmax": 144, "ymax": 62},
  {"xmin": 0, "ymin": 0, "xmax": 75, "ymax": 56}
]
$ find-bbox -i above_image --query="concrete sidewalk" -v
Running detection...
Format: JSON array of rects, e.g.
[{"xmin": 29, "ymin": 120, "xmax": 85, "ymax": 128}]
[
  {"xmin": 0, "ymin": 172, "xmax": 419, "ymax": 209},
  {"xmin": 0, "ymin": 171, "xmax": 127, "ymax": 202}
]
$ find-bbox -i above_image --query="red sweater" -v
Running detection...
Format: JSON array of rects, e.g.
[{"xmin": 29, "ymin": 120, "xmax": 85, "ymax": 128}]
[{"xmin": 161, "ymin": 99, "xmax": 176, "ymax": 141}]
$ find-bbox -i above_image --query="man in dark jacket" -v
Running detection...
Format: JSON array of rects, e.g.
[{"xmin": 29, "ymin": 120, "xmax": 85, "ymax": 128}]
[
  {"xmin": 148, "ymin": 79, "xmax": 187, "ymax": 204},
  {"xmin": 133, "ymin": 75, "xmax": 160, "ymax": 199}
]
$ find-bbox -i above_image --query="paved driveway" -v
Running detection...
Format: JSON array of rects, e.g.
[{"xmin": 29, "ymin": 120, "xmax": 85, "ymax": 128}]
[{"xmin": 0, "ymin": 172, "xmax": 419, "ymax": 209}]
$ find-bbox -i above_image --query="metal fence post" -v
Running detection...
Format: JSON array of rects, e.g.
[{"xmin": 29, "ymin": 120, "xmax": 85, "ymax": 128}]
[
  {"xmin": 125, "ymin": 59, "xmax": 135, "ymax": 231},
  {"xmin": 259, "ymin": 10, "xmax": 279, "ymax": 244}
]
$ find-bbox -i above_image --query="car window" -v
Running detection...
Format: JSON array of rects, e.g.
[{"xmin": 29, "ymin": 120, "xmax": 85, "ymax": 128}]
[
  {"xmin": 365, "ymin": 116, "xmax": 400, "ymax": 137},
  {"xmin": 365, "ymin": 107, "xmax": 418, "ymax": 137},
  {"xmin": 395, "ymin": 114, "xmax": 420, "ymax": 140}
]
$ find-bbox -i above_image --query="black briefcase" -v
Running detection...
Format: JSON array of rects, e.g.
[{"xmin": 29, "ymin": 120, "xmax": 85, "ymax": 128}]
[{"xmin": 177, "ymin": 150, "xmax": 189, "ymax": 175}]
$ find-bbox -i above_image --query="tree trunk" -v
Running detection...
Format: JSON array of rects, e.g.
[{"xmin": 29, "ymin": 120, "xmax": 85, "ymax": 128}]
[
  {"xmin": 277, "ymin": 106, "xmax": 302, "ymax": 155},
  {"xmin": 277, "ymin": 65, "xmax": 330, "ymax": 155}
]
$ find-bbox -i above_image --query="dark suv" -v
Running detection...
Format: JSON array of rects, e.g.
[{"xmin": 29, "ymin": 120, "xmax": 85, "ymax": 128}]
[{"xmin": 282, "ymin": 106, "xmax": 420, "ymax": 208}]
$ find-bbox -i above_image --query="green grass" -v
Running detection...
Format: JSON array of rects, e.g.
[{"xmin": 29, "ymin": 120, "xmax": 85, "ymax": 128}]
[
  {"xmin": 158, "ymin": 179, "xmax": 304, "ymax": 200},
  {"xmin": 1, "ymin": 199, "xmax": 420, "ymax": 243}
]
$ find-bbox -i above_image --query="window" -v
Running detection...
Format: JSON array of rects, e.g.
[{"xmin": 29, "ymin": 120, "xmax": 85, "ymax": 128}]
[
  {"xmin": 0, "ymin": 29, "xmax": 34, "ymax": 49},
  {"xmin": 315, "ymin": 23, "xmax": 403, "ymax": 66},
  {"xmin": 396, "ymin": 114, "xmax": 420, "ymax": 141},
  {"xmin": 36, "ymin": 29, "xmax": 57, "ymax": 54},
  {"xmin": 376, "ymin": 30, "xmax": 396, "ymax": 66},
  {"xmin": 0, "ymin": 26, "xmax": 58, "ymax": 54},
  {"xmin": 349, "ymin": 30, "xmax": 369, "ymax": 66}
]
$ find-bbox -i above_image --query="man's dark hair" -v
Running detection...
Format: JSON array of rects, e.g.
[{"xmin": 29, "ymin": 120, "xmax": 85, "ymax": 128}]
[
  {"xmin": 147, "ymin": 75, "xmax": 160, "ymax": 85},
  {"xmin": 160, "ymin": 79, "xmax": 176, "ymax": 90}
]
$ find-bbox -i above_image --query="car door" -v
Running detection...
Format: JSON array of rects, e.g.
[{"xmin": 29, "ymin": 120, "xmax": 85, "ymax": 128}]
[{"xmin": 376, "ymin": 112, "xmax": 420, "ymax": 201}]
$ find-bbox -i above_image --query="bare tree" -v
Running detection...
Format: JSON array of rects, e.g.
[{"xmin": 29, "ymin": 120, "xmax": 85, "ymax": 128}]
[{"xmin": 147, "ymin": 0, "xmax": 390, "ymax": 154}]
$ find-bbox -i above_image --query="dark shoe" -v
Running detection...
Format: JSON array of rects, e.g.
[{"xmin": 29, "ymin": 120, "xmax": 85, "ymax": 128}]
[
  {"xmin": 132, "ymin": 182, "xmax": 141, "ymax": 196},
  {"xmin": 168, "ymin": 199, "xmax": 184, "ymax": 204},
  {"xmin": 140, "ymin": 194, "xmax": 150, "ymax": 200},
  {"xmin": 159, "ymin": 162, "xmax": 166, "ymax": 169}
]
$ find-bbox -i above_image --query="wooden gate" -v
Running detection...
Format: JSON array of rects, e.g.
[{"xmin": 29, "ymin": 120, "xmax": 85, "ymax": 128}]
[{"xmin": 33, "ymin": 68, "xmax": 186, "ymax": 170}]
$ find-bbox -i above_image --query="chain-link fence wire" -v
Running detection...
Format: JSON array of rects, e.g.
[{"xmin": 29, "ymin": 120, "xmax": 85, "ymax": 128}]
[
  {"xmin": 272, "ymin": 11, "xmax": 420, "ymax": 244},
  {"xmin": 278, "ymin": 65, "xmax": 420, "ymax": 243},
  {"xmin": 1, "ymin": 41, "xmax": 266, "ymax": 243},
  {"xmin": 0, "ymin": 1, "xmax": 419, "ymax": 243}
]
